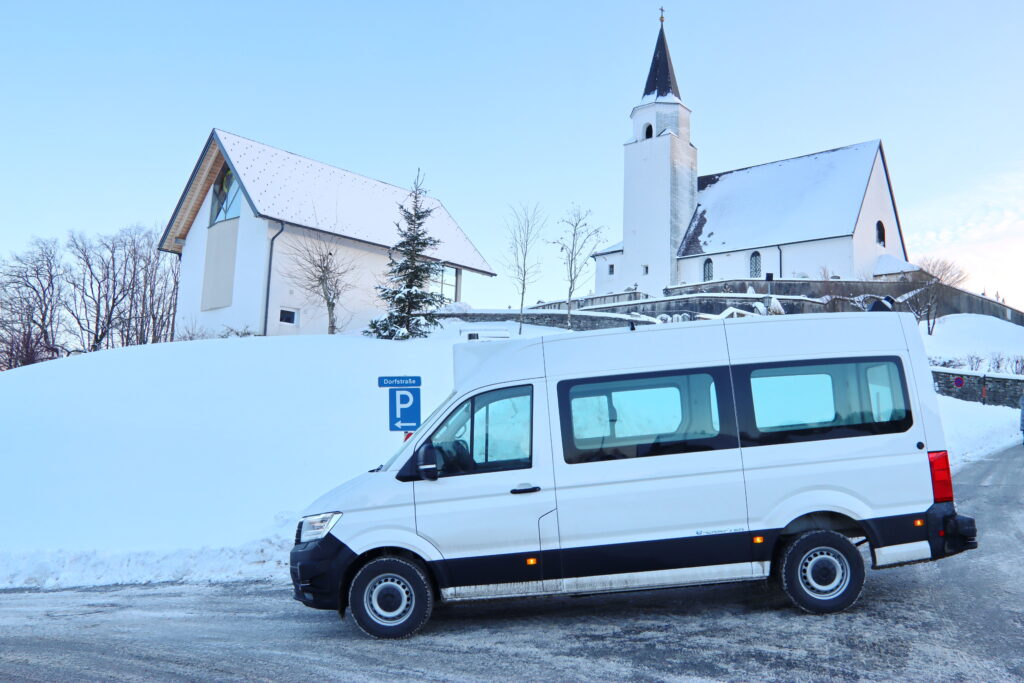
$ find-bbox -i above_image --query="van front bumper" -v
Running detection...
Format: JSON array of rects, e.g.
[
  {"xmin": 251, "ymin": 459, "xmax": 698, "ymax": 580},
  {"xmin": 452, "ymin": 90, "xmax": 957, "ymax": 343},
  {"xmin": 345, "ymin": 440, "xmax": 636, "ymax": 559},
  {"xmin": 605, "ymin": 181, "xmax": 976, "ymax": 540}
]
[{"xmin": 289, "ymin": 534, "xmax": 356, "ymax": 611}]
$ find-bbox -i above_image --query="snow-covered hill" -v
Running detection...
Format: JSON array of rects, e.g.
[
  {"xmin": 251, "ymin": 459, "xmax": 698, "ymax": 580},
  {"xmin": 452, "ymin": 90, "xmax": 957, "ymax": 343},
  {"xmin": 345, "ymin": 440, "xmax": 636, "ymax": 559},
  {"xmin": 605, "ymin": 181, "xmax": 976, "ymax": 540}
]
[
  {"xmin": 0, "ymin": 314, "xmax": 1020, "ymax": 589},
  {"xmin": 0, "ymin": 321, "xmax": 562, "ymax": 588},
  {"xmin": 922, "ymin": 314, "xmax": 1024, "ymax": 371}
]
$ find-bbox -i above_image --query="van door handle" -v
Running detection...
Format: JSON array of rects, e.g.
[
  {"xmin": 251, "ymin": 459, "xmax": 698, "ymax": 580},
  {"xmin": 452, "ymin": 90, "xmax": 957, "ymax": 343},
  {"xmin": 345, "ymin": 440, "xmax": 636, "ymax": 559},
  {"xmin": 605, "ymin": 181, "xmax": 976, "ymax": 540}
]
[{"xmin": 510, "ymin": 485, "xmax": 541, "ymax": 495}]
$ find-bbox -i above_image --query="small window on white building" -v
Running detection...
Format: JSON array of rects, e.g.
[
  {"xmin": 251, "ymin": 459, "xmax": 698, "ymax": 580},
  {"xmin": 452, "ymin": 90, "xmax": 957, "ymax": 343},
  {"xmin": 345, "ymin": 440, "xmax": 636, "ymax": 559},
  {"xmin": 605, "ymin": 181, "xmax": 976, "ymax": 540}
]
[
  {"xmin": 642, "ymin": 265, "xmax": 649, "ymax": 275},
  {"xmin": 702, "ymin": 258, "xmax": 713, "ymax": 282},
  {"xmin": 279, "ymin": 309, "xmax": 298, "ymax": 325},
  {"xmin": 876, "ymin": 221, "xmax": 886, "ymax": 246},
  {"xmin": 428, "ymin": 265, "xmax": 459, "ymax": 302},
  {"xmin": 608, "ymin": 264, "xmax": 615, "ymax": 275},
  {"xmin": 750, "ymin": 251, "xmax": 761, "ymax": 278},
  {"xmin": 644, "ymin": 124, "xmax": 653, "ymax": 139}
]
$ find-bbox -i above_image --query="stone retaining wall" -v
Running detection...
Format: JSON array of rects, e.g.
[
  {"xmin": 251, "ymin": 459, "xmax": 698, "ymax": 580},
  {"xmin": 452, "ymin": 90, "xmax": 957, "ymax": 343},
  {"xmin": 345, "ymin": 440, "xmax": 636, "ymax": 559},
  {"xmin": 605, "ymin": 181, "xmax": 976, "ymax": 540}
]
[
  {"xmin": 932, "ymin": 369, "xmax": 1024, "ymax": 409},
  {"xmin": 434, "ymin": 312, "xmax": 655, "ymax": 332}
]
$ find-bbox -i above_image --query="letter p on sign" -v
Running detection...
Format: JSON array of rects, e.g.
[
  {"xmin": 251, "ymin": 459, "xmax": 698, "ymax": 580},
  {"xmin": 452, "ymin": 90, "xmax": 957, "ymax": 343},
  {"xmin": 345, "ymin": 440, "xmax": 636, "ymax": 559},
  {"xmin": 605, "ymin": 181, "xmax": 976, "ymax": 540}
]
[{"xmin": 388, "ymin": 388, "xmax": 421, "ymax": 431}]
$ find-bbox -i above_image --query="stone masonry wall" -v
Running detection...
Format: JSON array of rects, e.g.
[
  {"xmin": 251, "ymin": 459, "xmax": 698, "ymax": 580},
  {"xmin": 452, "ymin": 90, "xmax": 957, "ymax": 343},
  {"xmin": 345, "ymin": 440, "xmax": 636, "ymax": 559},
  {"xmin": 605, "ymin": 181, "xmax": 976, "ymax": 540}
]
[
  {"xmin": 434, "ymin": 312, "xmax": 656, "ymax": 332},
  {"xmin": 932, "ymin": 369, "xmax": 1024, "ymax": 409}
]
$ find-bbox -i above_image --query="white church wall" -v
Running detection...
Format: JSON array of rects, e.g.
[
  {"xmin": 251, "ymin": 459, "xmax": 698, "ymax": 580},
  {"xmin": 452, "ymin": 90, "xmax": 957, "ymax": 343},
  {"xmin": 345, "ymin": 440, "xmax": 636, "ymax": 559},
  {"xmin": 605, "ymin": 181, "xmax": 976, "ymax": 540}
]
[
  {"xmin": 676, "ymin": 237, "xmax": 854, "ymax": 284},
  {"xmin": 174, "ymin": 191, "xmax": 269, "ymax": 336},
  {"xmin": 593, "ymin": 252, "xmax": 630, "ymax": 295},
  {"xmin": 267, "ymin": 226, "xmax": 392, "ymax": 336},
  {"xmin": 851, "ymin": 151, "xmax": 906, "ymax": 278}
]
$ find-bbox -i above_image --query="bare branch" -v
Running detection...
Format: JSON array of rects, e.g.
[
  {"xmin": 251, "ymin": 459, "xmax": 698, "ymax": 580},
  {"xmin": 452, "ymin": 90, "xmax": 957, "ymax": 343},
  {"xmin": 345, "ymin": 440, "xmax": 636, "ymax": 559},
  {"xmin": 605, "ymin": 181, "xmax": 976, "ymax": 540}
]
[
  {"xmin": 280, "ymin": 230, "xmax": 358, "ymax": 334},
  {"xmin": 500, "ymin": 203, "xmax": 546, "ymax": 335},
  {"xmin": 550, "ymin": 205, "xmax": 603, "ymax": 329}
]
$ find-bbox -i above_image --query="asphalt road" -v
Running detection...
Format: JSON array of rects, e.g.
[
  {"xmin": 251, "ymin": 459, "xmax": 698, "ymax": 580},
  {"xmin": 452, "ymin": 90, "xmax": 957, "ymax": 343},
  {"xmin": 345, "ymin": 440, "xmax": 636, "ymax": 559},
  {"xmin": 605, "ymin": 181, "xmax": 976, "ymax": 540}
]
[{"xmin": 2, "ymin": 444, "xmax": 1022, "ymax": 682}]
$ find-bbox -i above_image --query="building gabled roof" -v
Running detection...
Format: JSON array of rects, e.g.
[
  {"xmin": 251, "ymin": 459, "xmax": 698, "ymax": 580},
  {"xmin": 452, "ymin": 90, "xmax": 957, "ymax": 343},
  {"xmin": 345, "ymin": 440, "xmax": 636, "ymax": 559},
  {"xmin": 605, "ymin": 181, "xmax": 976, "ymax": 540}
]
[
  {"xmin": 677, "ymin": 140, "xmax": 882, "ymax": 258},
  {"xmin": 159, "ymin": 130, "xmax": 495, "ymax": 276},
  {"xmin": 643, "ymin": 25, "xmax": 681, "ymax": 99}
]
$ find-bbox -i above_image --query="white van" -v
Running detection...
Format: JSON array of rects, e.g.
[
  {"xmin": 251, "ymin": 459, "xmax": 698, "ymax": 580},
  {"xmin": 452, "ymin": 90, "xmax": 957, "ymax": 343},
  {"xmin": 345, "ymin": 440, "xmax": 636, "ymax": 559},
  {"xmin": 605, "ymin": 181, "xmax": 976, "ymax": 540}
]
[{"xmin": 290, "ymin": 312, "xmax": 976, "ymax": 638}]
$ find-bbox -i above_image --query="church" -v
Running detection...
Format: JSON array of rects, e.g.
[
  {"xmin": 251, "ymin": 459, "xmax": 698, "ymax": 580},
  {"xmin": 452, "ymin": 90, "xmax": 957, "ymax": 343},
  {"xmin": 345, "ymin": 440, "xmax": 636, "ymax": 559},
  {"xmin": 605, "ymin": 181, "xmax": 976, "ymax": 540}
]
[
  {"xmin": 159, "ymin": 130, "xmax": 493, "ymax": 336},
  {"xmin": 592, "ymin": 23, "xmax": 915, "ymax": 298}
]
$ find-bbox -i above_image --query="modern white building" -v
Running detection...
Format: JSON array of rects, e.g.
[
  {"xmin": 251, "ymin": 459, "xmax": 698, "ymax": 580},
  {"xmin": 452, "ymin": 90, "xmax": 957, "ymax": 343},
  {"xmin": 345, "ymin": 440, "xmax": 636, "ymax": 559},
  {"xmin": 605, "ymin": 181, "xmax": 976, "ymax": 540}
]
[
  {"xmin": 593, "ymin": 24, "xmax": 912, "ymax": 297},
  {"xmin": 159, "ymin": 130, "xmax": 494, "ymax": 336}
]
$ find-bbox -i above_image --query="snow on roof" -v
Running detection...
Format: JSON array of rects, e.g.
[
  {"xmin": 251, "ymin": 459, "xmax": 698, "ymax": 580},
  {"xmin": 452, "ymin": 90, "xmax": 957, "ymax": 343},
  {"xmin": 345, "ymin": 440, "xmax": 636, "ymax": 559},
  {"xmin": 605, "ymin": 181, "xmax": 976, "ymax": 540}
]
[
  {"xmin": 874, "ymin": 253, "xmax": 920, "ymax": 276},
  {"xmin": 214, "ymin": 130, "xmax": 494, "ymax": 275},
  {"xmin": 592, "ymin": 241, "xmax": 623, "ymax": 257},
  {"xmin": 162, "ymin": 130, "xmax": 493, "ymax": 274},
  {"xmin": 677, "ymin": 140, "xmax": 880, "ymax": 258}
]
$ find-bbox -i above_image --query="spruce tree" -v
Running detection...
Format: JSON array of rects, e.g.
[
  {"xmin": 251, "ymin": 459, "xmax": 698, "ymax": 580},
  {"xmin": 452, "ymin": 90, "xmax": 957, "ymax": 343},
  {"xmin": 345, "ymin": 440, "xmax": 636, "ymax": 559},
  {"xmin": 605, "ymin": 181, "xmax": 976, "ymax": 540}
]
[{"xmin": 365, "ymin": 173, "xmax": 447, "ymax": 339}]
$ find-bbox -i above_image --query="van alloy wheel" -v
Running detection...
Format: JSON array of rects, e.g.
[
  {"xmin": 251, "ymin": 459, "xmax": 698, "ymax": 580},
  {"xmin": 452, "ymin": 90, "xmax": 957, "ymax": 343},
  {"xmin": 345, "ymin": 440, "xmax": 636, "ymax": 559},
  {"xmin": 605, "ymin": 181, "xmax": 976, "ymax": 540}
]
[
  {"xmin": 348, "ymin": 557, "xmax": 433, "ymax": 638},
  {"xmin": 779, "ymin": 530, "xmax": 865, "ymax": 614}
]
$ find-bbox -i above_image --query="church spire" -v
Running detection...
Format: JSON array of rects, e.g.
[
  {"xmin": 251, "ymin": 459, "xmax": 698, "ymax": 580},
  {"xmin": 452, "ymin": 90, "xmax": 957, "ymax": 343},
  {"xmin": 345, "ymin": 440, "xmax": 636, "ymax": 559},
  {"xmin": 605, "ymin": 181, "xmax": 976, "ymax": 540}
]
[{"xmin": 642, "ymin": 23, "xmax": 680, "ymax": 99}]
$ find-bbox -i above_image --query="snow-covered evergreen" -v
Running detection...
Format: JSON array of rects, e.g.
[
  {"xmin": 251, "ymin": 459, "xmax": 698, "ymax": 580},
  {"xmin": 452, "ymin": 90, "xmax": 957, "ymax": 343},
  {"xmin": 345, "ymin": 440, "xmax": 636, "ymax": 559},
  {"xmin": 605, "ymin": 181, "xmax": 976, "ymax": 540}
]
[{"xmin": 365, "ymin": 175, "xmax": 448, "ymax": 339}]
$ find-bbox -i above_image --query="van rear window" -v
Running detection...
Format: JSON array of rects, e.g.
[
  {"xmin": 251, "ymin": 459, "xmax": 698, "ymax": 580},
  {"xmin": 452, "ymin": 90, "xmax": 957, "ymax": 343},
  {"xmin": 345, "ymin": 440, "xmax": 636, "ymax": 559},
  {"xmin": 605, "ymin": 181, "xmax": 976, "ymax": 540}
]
[
  {"xmin": 558, "ymin": 367, "xmax": 736, "ymax": 464},
  {"xmin": 737, "ymin": 357, "xmax": 912, "ymax": 446}
]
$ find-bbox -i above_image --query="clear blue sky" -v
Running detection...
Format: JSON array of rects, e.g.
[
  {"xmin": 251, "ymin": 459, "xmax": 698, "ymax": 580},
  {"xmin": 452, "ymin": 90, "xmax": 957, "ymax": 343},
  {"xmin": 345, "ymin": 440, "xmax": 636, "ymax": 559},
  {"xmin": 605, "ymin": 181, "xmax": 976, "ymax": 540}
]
[{"xmin": 1, "ymin": 1, "xmax": 1022, "ymax": 307}]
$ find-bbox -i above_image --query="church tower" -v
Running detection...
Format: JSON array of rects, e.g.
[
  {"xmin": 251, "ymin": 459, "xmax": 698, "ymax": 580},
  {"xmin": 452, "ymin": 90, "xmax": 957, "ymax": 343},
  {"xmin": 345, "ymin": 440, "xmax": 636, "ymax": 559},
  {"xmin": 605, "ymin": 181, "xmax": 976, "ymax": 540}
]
[{"xmin": 618, "ymin": 20, "xmax": 697, "ymax": 295}]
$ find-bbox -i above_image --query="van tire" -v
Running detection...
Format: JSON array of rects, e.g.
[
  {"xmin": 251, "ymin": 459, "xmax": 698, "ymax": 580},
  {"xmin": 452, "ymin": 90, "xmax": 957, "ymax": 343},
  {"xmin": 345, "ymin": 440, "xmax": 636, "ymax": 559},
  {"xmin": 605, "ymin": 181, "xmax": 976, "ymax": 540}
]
[
  {"xmin": 780, "ymin": 530, "xmax": 864, "ymax": 614},
  {"xmin": 348, "ymin": 556, "xmax": 434, "ymax": 638}
]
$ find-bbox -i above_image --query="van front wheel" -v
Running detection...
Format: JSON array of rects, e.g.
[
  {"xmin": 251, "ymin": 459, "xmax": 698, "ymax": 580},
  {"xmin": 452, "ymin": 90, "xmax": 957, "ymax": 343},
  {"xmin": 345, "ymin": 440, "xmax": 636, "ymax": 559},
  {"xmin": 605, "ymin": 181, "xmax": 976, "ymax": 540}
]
[
  {"xmin": 348, "ymin": 557, "xmax": 434, "ymax": 638},
  {"xmin": 780, "ymin": 530, "xmax": 864, "ymax": 614}
]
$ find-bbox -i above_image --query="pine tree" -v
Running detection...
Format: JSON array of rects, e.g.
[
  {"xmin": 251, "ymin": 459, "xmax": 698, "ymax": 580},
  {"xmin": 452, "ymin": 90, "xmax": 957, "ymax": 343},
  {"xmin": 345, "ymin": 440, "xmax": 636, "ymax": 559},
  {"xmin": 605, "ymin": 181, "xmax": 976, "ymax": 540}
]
[{"xmin": 365, "ymin": 172, "xmax": 447, "ymax": 339}]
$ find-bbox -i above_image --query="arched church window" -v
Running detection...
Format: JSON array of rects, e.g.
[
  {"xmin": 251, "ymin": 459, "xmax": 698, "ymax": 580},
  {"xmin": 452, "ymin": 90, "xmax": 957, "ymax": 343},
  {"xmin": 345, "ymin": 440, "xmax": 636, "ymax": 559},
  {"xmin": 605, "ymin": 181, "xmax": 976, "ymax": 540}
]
[
  {"xmin": 644, "ymin": 124, "xmax": 653, "ymax": 139},
  {"xmin": 702, "ymin": 258, "xmax": 713, "ymax": 282},
  {"xmin": 750, "ymin": 251, "xmax": 761, "ymax": 278},
  {"xmin": 876, "ymin": 221, "xmax": 886, "ymax": 246}
]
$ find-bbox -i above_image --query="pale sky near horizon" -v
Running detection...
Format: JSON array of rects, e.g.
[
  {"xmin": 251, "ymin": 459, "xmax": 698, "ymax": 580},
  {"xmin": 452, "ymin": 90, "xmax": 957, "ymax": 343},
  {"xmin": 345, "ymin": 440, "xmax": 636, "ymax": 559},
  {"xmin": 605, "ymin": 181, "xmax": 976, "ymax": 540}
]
[{"xmin": 1, "ymin": 1, "xmax": 1022, "ymax": 309}]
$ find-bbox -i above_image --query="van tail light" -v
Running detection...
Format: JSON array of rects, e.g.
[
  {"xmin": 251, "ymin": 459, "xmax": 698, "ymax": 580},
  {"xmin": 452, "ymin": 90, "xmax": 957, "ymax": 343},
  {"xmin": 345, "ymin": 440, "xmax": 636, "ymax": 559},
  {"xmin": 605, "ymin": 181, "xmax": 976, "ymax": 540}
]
[{"xmin": 928, "ymin": 450, "xmax": 954, "ymax": 503}]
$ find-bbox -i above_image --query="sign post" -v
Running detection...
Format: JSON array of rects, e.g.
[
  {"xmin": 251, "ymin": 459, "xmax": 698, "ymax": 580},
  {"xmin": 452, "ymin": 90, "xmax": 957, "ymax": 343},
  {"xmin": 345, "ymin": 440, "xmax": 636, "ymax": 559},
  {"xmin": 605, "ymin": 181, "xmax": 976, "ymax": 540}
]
[{"xmin": 378, "ymin": 376, "xmax": 422, "ymax": 432}]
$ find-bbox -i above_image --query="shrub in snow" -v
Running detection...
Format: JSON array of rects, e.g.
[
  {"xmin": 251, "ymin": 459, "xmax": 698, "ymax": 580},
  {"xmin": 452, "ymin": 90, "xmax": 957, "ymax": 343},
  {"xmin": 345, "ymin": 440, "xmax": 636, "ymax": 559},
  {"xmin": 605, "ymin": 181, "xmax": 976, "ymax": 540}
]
[
  {"xmin": 988, "ymin": 352, "xmax": 1007, "ymax": 374},
  {"xmin": 365, "ymin": 173, "xmax": 447, "ymax": 340},
  {"xmin": 768, "ymin": 297, "xmax": 786, "ymax": 315},
  {"xmin": 965, "ymin": 354, "xmax": 983, "ymax": 371}
]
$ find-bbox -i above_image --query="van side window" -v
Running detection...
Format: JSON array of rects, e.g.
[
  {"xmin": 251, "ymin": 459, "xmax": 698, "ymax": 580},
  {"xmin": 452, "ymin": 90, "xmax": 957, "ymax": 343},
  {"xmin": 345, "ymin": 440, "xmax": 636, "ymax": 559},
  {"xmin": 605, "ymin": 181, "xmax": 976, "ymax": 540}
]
[
  {"xmin": 735, "ymin": 357, "xmax": 912, "ymax": 447},
  {"xmin": 427, "ymin": 386, "xmax": 533, "ymax": 476},
  {"xmin": 558, "ymin": 368, "xmax": 735, "ymax": 464}
]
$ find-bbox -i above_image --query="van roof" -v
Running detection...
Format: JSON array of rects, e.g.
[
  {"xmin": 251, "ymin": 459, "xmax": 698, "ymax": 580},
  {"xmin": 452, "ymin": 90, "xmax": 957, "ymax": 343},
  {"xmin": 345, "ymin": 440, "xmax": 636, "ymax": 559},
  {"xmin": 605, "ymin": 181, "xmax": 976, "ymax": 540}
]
[{"xmin": 451, "ymin": 313, "xmax": 915, "ymax": 391}]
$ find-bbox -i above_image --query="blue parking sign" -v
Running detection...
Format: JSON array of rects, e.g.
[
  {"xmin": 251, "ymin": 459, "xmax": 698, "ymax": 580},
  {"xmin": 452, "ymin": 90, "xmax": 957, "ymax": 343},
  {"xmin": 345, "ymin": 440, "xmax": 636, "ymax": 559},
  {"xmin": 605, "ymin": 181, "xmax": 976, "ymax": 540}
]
[{"xmin": 388, "ymin": 387, "xmax": 421, "ymax": 431}]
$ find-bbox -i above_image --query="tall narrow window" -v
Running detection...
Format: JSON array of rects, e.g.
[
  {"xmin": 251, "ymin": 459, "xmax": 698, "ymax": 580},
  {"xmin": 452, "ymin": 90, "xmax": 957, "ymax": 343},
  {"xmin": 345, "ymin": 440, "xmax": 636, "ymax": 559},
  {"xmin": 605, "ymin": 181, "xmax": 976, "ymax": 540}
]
[
  {"xmin": 876, "ymin": 221, "xmax": 886, "ymax": 246},
  {"xmin": 645, "ymin": 124, "xmax": 653, "ymax": 139},
  {"xmin": 750, "ymin": 251, "xmax": 762, "ymax": 278},
  {"xmin": 703, "ymin": 258, "xmax": 713, "ymax": 282},
  {"xmin": 428, "ymin": 265, "xmax": 458, "ymax": 302},
  {"xmin": 608, "ymin": 264, "xmax": 615, "ymax": 275},
  {"xmin": 210, "ymin": 165, "xmax": 242, "ymax": 224}
]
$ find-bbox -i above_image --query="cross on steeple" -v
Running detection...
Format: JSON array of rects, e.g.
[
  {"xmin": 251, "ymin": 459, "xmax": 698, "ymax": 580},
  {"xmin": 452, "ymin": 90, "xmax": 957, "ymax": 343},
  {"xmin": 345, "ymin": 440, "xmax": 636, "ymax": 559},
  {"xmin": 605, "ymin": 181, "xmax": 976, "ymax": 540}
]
[{"xmin": 659, "ymin": 7, "xmax": 665, "ymax": 23}]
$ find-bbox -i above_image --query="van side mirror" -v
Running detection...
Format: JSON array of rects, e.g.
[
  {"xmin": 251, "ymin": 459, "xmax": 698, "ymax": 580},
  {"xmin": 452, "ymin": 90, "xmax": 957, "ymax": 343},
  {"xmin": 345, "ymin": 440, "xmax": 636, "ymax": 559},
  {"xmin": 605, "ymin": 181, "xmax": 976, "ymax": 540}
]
[{"xmin": 416, "ymin": 443, "xmax": 439, "ymax": 481}]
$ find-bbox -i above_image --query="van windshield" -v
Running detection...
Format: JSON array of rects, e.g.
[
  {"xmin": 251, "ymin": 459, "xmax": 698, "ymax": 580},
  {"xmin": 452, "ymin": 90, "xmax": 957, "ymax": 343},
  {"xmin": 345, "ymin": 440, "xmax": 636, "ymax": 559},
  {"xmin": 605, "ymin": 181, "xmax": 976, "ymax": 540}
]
[{"xmin": 380, "ymin": 390, "xmax": 456, "ymax": 470}]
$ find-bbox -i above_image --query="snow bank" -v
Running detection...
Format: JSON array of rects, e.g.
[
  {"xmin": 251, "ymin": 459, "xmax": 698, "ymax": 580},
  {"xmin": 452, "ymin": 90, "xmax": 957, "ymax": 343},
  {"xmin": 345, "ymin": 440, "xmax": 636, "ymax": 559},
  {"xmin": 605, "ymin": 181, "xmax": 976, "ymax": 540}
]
[
  {"xmin": 923, "ymin": 314, "xmax": 1024, "ymax": 364},
  {"xmin": 938, "ymin": 395, "xmax": 1021, "ymax": 470},
  {"xmin": 0, "ymin": 321, "xmax": 563, "ymax": 589}
]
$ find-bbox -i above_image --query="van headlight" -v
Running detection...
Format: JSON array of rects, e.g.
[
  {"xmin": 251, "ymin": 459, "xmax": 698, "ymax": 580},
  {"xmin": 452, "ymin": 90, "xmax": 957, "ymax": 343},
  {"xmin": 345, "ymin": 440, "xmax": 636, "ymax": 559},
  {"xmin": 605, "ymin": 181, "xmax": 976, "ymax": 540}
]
[{"xmin": 299, "ymin": 512, "xmax": 343, "ymax": 543}]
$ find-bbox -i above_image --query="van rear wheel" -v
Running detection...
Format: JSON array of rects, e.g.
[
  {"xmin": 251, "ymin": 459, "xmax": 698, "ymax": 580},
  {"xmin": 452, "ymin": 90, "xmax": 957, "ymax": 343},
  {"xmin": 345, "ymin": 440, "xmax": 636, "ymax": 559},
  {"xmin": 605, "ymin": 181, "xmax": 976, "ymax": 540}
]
[
  {"xmin": 348, "ymin": 557, "xmax": 433, "ymax": 638},
  {"xmin": 780, "ymin": 530, "xmax": 864, "ymax": 614}
]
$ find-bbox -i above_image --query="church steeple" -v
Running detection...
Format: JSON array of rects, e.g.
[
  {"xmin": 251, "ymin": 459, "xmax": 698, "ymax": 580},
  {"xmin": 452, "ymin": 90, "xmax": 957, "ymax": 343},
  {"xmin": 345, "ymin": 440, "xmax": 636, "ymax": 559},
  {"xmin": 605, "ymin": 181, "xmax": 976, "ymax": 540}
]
[{"xmin": 643, "ymin": 25, "xmax": 680, "ymax": 99}]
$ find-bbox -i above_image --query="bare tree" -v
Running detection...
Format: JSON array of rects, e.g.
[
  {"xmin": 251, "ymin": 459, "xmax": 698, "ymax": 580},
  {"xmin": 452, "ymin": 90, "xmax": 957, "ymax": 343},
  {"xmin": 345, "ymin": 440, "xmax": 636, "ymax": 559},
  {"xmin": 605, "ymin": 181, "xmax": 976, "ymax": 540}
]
[
  {"xmin": 282, "ymin": 231, "xmax": 357, "ymax": 334},
  {"xmin": 113, "ymin": 227, "xmax": 179, "ymax": 346},
  {"xmin": 551, "ymin": 205, "xmax": 603, "ymax": 329},
  {"xmin": 501, "ymin": 203, "xmax": 546, "ymax": 335},
  {"xmin": 63, "ymin": 230, "xmax": 137, "ymax": 352},
  {"xmin": 907, "ymin": 256, "xmax": 969, "ymax": 335},
  {"xmin": 0, "ymin": 238, "xmax": 66, "ymax": 363}
]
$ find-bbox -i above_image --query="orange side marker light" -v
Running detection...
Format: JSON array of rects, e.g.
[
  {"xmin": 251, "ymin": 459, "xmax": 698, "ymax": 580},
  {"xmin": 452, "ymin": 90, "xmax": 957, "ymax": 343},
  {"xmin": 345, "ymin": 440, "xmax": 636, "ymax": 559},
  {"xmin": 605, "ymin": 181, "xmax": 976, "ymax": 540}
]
[
  {"xmin": 752, "ymin": 536, "xmax": 765, "ymax": 544},
  {"xmin": 913, "ymin": 519, "xmax": 925, "ymax": 527},
  {"xmin": 526, "ymin": 557, "xmax": 538, "ymax": 566}
]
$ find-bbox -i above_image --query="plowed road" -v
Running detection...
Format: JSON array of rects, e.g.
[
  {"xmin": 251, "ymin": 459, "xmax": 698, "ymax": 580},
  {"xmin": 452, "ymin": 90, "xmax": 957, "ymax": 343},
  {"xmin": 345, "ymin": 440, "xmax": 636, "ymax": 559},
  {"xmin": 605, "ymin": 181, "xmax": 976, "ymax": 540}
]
[{"xmin": 2, "ymin": 445, "xmax": 1022, "ymax": 682}]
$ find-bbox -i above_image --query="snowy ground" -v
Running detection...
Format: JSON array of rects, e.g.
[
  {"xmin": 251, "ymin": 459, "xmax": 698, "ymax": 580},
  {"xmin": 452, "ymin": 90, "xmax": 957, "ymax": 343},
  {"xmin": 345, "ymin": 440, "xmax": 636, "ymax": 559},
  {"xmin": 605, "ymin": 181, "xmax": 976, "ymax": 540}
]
[
  {"xmin": 1, "ymin": 445, "xmax": 1020, "ymax": 682},
  {"xmin": 921, "ymin": 314, "xmax": 1024, "ymax": 372},
  {"xmin": 0, "ymin": 320, "xmax": 563, "ymax": 590}
]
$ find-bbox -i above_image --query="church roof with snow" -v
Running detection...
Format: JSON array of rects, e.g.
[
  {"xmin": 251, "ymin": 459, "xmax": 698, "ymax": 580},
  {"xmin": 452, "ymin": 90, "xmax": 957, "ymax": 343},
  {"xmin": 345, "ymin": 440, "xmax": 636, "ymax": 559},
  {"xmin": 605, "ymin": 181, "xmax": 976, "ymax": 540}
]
[
  {"xmin": 677, "ymin": 140, "xmax": 884, "ymax": 258},
  {"xmin": 160, "ymin": 129, "xmax": 495, "ymax": 276}
]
